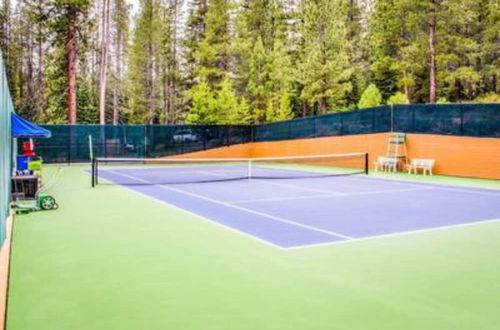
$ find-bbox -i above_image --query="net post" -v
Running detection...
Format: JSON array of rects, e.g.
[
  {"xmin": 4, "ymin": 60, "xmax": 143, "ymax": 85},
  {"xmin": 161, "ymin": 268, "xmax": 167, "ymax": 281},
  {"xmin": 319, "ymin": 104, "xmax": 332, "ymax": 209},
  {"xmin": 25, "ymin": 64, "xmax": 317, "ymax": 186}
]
[
  {"xmin": 95, "ymin": 158, "xmax": 99, "ymax": 185},
  {"xmin": 248, "ymin": 159, "xmax": 252, "ymax": 180},
  {"xmin": 365, "ymin": 153, "xmax": 369, "ymax": 175},
  {"xmin": 88, "ymin": 134, "xmax": 94, "ymax": 161},
  {"xmin": 390, "ymin": 104, "xmax": 394, "ymax": 132},
  {"xmin": 91, "ymin": 157, "xmax": 95, "ymax": 187}
]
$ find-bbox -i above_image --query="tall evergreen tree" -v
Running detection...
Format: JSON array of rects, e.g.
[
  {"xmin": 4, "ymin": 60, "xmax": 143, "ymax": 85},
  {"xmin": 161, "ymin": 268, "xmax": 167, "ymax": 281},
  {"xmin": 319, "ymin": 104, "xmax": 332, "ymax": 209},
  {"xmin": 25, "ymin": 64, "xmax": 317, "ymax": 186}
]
[
  {"xmin": 185, "ymin": 0, "xmax": 247, "ymax": 124},
  {"xmin": 1, "ymin": 0, "xmax": 498, "ymax": 125},
  {"xmin": 183, "ymin": 0, "xmax": 208, "ymax": 88},
  {"xmin": 125, "ymin": 0, "xmax": 159, "ymax": 123},
  {"xmin": 111, "ymin": 0, "xmax": 129, "ymax": 124},
  {"xmin": 297, "ymin": 0, "xmax": 352, "ymax": 114},
  {"xmin": 235, "ymin": 0, "xmax": 291, "ymax": 123}
]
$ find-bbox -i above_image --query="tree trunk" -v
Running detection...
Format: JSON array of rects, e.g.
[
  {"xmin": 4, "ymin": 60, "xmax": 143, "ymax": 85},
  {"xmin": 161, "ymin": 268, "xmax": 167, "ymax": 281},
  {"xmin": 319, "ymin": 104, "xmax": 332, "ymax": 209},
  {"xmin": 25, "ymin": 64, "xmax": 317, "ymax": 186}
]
[
  {"xmin": 163, "ymin": 74, "xmax": 169, "ymax": 124},
  {"xmin": 320, "ymin": 97, "xmax": 328, "ymax": 114},
  {"xmin": 2, "ymin": 0, "xmax": 12, "ymax": 81},
  {"xmin": 428, "ymin": 0, "xmax": 437, "ymax": 104},
  {"xmin": 454, "ymin": 81, "xmax": 461, "ymax": 101},
  {"xmin": 302, "ymin": 100, "xmax": 308, "ymax": 117},
  {"xmin": 169, "ymin": 0, "xmax": 180, "ymax": 124},
  {"xmin": 99, "ymin": 0, "xmax": 110, "ymax": 124},
  {"xmin": 37, "ymin": 22, "xmax": 46, "ymax": 117},
  {"xmin": 402, "ymin": 70, "xmax": 411, "ymax": 101},
  {"xmin": 113, "ymin": 27, "xmax": 122, "ymax": 125},
  {"xmin": 27, "ymin": 32, "xmax": 34, "ymax": 113},
  {"xmin": 67, "ymin": 14, "xmax": 77, "ymax": 124},
  {"xmin": 147, "ymin": 42, "xmax": 155, "ymax": 124}
]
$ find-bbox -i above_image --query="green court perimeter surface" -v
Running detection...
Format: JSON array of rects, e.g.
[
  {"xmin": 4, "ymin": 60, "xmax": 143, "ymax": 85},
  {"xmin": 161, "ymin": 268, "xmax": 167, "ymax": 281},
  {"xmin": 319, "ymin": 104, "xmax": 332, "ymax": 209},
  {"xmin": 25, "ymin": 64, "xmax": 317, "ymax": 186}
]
[{"xmin": 7, "ymin": 166, "xmax": 500, "ymax": 330}]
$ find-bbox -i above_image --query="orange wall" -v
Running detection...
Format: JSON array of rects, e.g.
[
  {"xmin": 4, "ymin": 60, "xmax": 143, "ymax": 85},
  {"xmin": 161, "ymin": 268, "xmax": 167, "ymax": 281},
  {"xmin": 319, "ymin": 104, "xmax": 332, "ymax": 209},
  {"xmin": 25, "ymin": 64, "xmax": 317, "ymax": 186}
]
[
  {"xmin": 406, "ymin": 134, "xmax": 500, "ymax": 179},
  {"xmin": 248, "ymin": 133, "xmax": 388, "ymax": 159},
  {"xmin": 170, "ymin": 143, "xmax": 252, "ymax": 159},
  {"xmin": 168, "ymin": 133, "xmax": 500, "ymax": 180},
  {"xmin": 0, "ymin": 212, "xmax": 13, "ymax": 330}
]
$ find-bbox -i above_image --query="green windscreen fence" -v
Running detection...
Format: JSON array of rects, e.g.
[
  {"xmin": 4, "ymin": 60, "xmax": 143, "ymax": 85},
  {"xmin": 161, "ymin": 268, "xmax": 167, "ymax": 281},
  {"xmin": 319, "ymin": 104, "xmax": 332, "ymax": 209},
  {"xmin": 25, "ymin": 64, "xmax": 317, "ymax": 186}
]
[
  {"xmin": 17, "ymin": 104, "xmax": 500, "ymax": 164},
  {"xmin": 27, "ymin": 125, "xmax": 252, "ymax": 163},
  {"xmin": 254, "ymin": 104, "xmax": 500, "ymax": 141},
  {"xmin": 0, "ymin": 53, "xmax": 13, "ymax": 248}
]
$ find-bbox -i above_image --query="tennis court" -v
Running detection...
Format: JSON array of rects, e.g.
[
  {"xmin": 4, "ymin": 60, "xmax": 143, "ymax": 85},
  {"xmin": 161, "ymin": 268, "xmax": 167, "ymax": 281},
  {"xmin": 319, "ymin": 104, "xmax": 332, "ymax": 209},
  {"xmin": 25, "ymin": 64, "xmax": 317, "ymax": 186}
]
[
  {"xmin": 6, "ymin": 162, "xmax": 500, "ymax": 330},
  {"xmin": 93, "ymin": 155, "xmax": 500, "ymax": 249}
]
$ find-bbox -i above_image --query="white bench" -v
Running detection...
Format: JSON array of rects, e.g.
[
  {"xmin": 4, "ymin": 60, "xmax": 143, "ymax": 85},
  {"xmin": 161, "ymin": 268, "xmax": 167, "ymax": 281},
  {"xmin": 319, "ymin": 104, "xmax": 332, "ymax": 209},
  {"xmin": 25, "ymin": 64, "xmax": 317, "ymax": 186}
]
[
  {"xmin": 374, "ymin": 156, "xmax": 398, "ymax": 172},
  {"xmin": 406, "ymin": 158, "xmax": 435, "ymax": 175}
]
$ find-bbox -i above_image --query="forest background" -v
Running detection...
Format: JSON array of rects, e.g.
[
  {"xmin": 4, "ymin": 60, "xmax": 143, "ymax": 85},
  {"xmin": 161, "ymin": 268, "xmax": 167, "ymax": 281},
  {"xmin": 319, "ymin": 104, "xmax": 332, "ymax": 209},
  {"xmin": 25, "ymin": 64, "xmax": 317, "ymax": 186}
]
[{"xmin": 0, "ymin": 0, "xmax": 498, "ymax": 125}]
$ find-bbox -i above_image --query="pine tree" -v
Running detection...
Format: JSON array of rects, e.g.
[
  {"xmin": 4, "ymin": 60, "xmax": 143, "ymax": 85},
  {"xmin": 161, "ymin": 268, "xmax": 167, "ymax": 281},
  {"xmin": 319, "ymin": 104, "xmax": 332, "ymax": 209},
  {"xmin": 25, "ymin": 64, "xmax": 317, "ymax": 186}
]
[
  {"xmin": 479, "ymin": 0, "xmax": 499, "ymax": 94},
  {"xmin": 125, "ymin": 0, "xmax": 159, "ymax": 123},
  {"xmin": 358, "ymin": 84, "xmax": 382, "ymax": 108},
  {"xmin": 344, "ymin": 0, "xmax": 370, "ymax": 108},
  {"xmin": 185, "ymin": 0, "xmax": 233, "ymax": 123},
  {"xmin": 297, "ymin": 0, "xmax": 352, "ymax": 114},
  {"xmin": 234, "ymin": 0, "xmax": 290, "ymax": 123},
  {"xmin": 245, "ymin": 37, "xmax": 269, "ymax": 122},
  {"xmin": 195, "ymin": 0, "xmax": 231, "ymax": 85},
  {"xmin": 369, "ymin": 0, "xmax": 410, "ymax": 102},
  {"xmin": 52, "ymin": 0, "xmax": 92, "ymax": 124},
  {"xmin": 24, "ymin": 0, "xmax": 51, "ymax": 118},
  {"xmin": 157, "ymin": 0, "xmax": 182, "ymax": 124},
  {"xmin": 265, "ymin": 39, "xmax": 294, "ymax": 122},
  {"xmin": 387, "ymin": 91, "xmax": 410, "ymax": 105},
  {"xmin": 98, "ymin": 0, "xmax": 110, "ymax": 124},
  {"xmin": 111, "ymin": 0, "xmax": 129, "ymax": 124},
  {"xmin": 185, "ymin": 78, "xmax": 215, "ymax": 124},
  {"xmin": 1, "ymin": 0, "xmax": 498, "ymax": 125},
  {"xmin": 215, "ymin": 77, "xmax": 251, "ymax": 124},
  {"xmin": 183, "ymin": 0, "xmax": 208, "ymax": 88}
]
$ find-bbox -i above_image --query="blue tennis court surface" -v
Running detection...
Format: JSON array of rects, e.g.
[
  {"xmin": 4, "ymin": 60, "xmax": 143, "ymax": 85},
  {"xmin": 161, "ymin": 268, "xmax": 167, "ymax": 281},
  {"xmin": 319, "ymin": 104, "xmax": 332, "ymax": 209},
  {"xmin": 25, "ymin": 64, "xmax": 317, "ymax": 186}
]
[{"xmin": 96, "ymin": 166, "xmax": 500, "ymax": 249}]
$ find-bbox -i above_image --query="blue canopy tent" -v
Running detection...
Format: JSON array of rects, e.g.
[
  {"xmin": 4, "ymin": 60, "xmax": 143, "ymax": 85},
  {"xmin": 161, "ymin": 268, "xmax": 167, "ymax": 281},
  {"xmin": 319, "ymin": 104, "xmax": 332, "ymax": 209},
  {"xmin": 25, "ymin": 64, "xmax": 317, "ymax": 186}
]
[
  {"xmin": 11, "ymin": 113, "xmax": 51, "ymax": 171},
  {"xmin": 11, "ymin": 113, "xmax": 51, "ymax": 138}
]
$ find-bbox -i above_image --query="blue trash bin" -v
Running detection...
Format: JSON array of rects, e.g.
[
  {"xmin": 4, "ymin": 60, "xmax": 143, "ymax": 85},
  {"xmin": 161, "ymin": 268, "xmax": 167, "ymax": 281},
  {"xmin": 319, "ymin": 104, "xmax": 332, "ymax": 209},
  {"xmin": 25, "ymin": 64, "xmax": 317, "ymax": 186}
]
[{"xmin": 17, "ymin": 156, "xmax": 32, "ymax": 171}]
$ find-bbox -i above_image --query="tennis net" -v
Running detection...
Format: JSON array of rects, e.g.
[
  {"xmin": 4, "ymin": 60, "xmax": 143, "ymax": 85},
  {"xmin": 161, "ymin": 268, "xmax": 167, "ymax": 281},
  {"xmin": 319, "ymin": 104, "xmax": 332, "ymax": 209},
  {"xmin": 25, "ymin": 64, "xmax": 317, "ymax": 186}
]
[{"xmin": 91, "ymin": 152, "xmax": 369, "ymax": 186}]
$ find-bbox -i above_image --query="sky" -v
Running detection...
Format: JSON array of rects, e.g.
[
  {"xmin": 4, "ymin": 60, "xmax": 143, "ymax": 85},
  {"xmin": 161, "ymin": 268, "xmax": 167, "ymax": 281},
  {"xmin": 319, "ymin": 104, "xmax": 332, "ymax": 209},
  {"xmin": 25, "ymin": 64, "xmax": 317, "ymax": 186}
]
[{"xmin": 127, "ymin": 0, "xmax": 140, "ymax": 16}]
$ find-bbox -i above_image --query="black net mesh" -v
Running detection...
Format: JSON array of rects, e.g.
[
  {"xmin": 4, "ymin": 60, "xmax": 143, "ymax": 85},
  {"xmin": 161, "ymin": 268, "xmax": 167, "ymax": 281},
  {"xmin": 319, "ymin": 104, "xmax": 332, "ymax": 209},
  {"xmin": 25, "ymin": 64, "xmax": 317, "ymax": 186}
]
[{"xmin": 92, "ymin": 153, "xmax": 368, "ymax": 186}]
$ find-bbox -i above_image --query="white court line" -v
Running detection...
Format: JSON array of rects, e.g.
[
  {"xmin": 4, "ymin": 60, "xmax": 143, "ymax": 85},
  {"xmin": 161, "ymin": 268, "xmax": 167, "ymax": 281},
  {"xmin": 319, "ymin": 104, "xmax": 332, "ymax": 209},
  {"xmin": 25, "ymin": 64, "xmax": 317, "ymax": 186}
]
[
  {"xmin": 108, "ymin": 170, "xmax": 354, "ymax": 240},
  {"xmin": 343, "ymin": 175, "xmax": 500, "ymax": 196},
  {"xmin": 250, "ymin": 178, "xmax": 435, "ymax": 198},
  {"xmin": 230, "ymin": 187, "xmax": 434, "ymax": 204},
  {"xmin": 426, "ymin": 186, "xmax": 500, "ymax": 197},
  {"xmin": 93, "ymin": 169, "xmax": 500, "ymax": 251},
  {"xmin": 254, "ymin": 175, "xmax": 500, "ymax": 198},
  {"xmin": 230, "ymin": 194, "xmax": 334, "ymax": 204},
  {"xmin": 250, "ymin": 179, "xmax": 346, "ymax": 195},
  {"xmin": 91, "ymin": 171, "xmax": 286, "ymax": 250},
  {"xmin": 198, "ymin": 169, "xmax": 438, "ymax": 201},
  {"xmin": 284, "ymin": 218, "xmax": 500, "ymax": 250}
]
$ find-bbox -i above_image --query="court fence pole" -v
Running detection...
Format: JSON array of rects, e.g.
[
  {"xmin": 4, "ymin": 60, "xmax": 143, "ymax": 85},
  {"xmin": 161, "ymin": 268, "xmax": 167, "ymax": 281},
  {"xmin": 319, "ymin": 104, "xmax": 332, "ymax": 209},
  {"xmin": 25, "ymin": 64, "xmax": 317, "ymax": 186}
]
[
  {"xmin": 95, "ymin": 158, "xmax": 98, "ymax": 186},
  {"xmin": 91, "ymin": 158, "xmax": 95, "ymax": 187},
  {"xmin": 248, "ymin": 159, "xmax": 253, "ymax": 180},
  {"xmin": 88, "ymin": 134, "xmax": 93, "ymax": 161},
  {"xmin": 365, "ymin": 153, "xmax": 369, "ymax": 175},
  {"xmin": 390, "ymin": 105, "xmax": 394, "ymax": 132}
]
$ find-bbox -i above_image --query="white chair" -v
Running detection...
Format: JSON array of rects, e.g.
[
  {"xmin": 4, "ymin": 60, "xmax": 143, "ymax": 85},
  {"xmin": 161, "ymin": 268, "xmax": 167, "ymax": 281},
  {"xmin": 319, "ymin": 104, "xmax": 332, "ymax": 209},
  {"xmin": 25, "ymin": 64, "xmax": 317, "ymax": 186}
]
[
  {"xmin": 374, "ymin": 156, "xmax": 398, "ymax": 172},
  {"xmin": 406, "ymin": 158, "xmax": 435, "ymax": 175}
]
